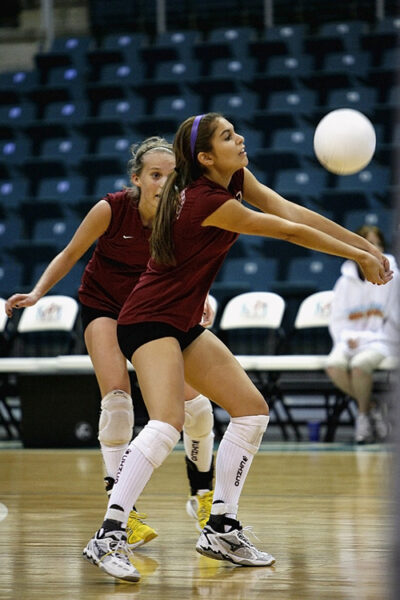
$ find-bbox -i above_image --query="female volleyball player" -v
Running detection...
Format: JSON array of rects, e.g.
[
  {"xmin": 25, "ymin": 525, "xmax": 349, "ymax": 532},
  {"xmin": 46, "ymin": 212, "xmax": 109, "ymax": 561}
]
[
  {"xmin": 82, "ymin": 113, "xmax": 392, "ymax": 582},
  {"xmin": 5, "ymin": 137, "xmax": 216, "ymax": 547}
]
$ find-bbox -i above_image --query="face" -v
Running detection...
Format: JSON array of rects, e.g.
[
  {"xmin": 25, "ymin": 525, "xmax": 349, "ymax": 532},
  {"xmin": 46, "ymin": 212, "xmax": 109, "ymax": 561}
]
[
  {"xmin": 131, "ymin": 150, "xmax": 175, "ymax": 215},
  {"xmin": 202, "ymin": 117, "xmax": 248, "ymax": 172},
  {"xmin": 365, "ymin": 230, "xmax": 384, "ymax": 252}
]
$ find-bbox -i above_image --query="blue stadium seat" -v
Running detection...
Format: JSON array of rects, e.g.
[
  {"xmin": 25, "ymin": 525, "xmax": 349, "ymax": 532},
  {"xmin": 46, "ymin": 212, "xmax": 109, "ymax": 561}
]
[
  {"xmin": 208, "ymin": 91, "xmax": 258, "ymax": 119},
  {"xmin": 93, "ymin": 175, "xmax": 129, "ymax": 199},
  {"xmin": 271, "ymin": 127, "xmax": 314, "ymax": 158},
  {"xmin": 333, "ymin": 164, "xmax": 391, "ymax": 196},
  {"xmin": 153, "ymin": 59, "xmax": 201, "ymax": 82},
  {"xmin": 36, "ymin": 175, "xmax": 87, "ymax": 205},
  {"xmin": 326, "ymin": 86, "xmax": 378, "ymax": 112},
  {"xmin": 286, "ymin": 255, "xmax": 343, "ymax": 291},
  {"xmin": 49, "ymin": 36, "xmax": 92, "ymax": 58},
  {"xmin": 266, "ymin": 54, "xmax": 314, "ymax": 77},
  {"xmin": 153, "ymin": 94, "xmax": 202, "ymax": 119},
  {"xmin": 0, "ymin": 137, "xmax": 32, "ymax": 166},
  {"xmin": 29, "ymin": 261, "xmax": 86, "ymax": 297},
  {"xmin": 96, "ymin": 136, "xmax": 131, "ymax": 158},
  {"xmin": 40, "ymin": 135, "xmax": 89, "ymax": 168},
  {"xmin": 0, "ymin": 69, "xmax": 38, "ymax": 93},
  {"xmin": 219, "ymin": 257, "xmax": 279, "ymax": 291},
  {"xmin": 275, "ymin": 167, "xmax": 328, "ymax": 199},
  {"xmin": 102, "ymin": 32, "xmax": 148, "ymax": 54},
  {"xmin": 318, "ymin": 20, "xmax": 367, "ymax": 50},
  {"xmin": 33, "ymin": 216, "xmax": 81, "ymax": 247},
  {"xmin": 0, "ymin": 217, "xmax": 24, "ymax": 249},
  {"xmin": 343, "ymin": 208, "xmax": 395, "ymax": 248},
  {"xmin": 155, "ymin": 30, "xmax": 200, "ymax": 60},
  {"xmin": 0, "ymin": 102, "xmax": 37, "ymax": 126},
  {"xmin": 0, "ymin": 179, "xmax": 30, "ymax": 212},
  {"xmin": 97, "ymin": 95, "xmax": 146, "ymax": 123},
  {"xmin": 265, "ymin": 89, "xmax": 318, "ymax": 114},
  {"xmin": 323, "ymin": 51, "xmax": 371, "ymax": 75},
  {"xmin": 208, "ymin": 57, "xmax": 257, "ymax": 82},
  {"xmin": 43, "ymin": 99, "xmax": 90, "ymax": 124},
  {"xmin": 0, "ymin": 262, "xmax": 24, "ymax": 296},
  {"xmin": 262, "ymin": 23, "xmax": 308, "ymax": 54},
  {"xmin": 239, "ymin": 127, "xmax": 265, "ymax": 153},
  {"xmin": 97, "ymin": 61, "xmax": 144, "ymax": 85},
  {"xmin": 46, "ymin": 65, "xmax": 85, "ymax": 89}
]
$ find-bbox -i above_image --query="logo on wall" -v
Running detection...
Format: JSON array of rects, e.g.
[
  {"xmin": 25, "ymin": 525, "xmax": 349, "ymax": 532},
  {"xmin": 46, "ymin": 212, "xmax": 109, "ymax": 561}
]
[{"xmin": 74, "ymin": 421, "xmax": 93, "ymax": 441}]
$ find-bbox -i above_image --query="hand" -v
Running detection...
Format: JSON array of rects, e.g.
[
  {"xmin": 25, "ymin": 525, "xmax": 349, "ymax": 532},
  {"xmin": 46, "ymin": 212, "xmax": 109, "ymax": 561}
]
[
  {"xmin": 347, "ymin": 338, "xmax": 359, "ymax": 350},
  {"xmin": 358, "ymin": 253, "xmax": 393, "ymax": 285},
  {"xmin": 201, "ymin": 296, "xmax": 215, "ymax": 327},
  {"xmin": 5, "ymin": 292, "xmax": 40, "ymax": 318}
]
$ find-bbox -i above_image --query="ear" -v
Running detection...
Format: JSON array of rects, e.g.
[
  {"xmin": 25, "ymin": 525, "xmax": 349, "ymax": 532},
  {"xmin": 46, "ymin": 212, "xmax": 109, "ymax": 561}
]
[
  {"xmin": 197, "ymin": 151, "xmax": 214, "ymax": 168},
  {"xmin": 131, "ymin": 173, "xmax": 141, "ymax": 187}
]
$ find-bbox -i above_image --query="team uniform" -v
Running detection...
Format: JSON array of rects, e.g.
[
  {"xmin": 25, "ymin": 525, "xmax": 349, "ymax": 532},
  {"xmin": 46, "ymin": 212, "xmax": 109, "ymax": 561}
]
[
  {"xmin": 79, "ymin": 190, "xmax": 151, "ymax": 326},
  {"xmin": 117, "ymin": 169, "xmax": 244, "ymax": 358}
]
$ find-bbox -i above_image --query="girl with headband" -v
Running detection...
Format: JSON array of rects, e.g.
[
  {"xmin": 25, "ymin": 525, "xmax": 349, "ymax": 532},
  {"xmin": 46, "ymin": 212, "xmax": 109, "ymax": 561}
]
[
  {"xmin": 5, "ymin": 136, "xmax": 216, "ymax": 551},
  {"xmin": 83, "ymin": 114, "xmax": 392, "ymax": 582}
]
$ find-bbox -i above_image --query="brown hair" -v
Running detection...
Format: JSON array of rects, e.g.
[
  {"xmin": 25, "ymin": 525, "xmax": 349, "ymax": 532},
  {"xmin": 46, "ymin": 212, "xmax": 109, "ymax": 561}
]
[
  {"xmin": 150, "ymin": 113, "xmax": 221, "ymax": 265},
  {"xmin": 356, "ymin": 225, "xmax": 386, "ymax": 250}
]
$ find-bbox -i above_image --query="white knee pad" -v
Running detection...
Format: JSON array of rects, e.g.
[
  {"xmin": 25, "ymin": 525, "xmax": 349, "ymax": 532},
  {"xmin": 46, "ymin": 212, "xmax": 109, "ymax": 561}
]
[
  {"xmin": 132, "ymin": 419, "xmax": 180, "ymax": 468},
  {"xmin": 224, "ymin": 415, "xmax": 269, "ymax": 455},
  {"xmin": 98, "ymin": 389, "xmax": 133, "ymax": 447},
  {"xmin": 183, "ymin": 394, "xmax": 214, "ymax": 439}
]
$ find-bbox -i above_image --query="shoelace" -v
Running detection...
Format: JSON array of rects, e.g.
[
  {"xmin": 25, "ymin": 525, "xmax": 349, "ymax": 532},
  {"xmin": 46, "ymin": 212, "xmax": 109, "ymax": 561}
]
[
  {"xmin": 237, "ymin": 526, "xmax": 261, "ymax": 549},
  {"xmin": 129, "ymin": 511, "xmax": 148, "ymax": 523},
  {"xmin": 109, "ymin": 537, "xmax": 134, "ymax": 561}
]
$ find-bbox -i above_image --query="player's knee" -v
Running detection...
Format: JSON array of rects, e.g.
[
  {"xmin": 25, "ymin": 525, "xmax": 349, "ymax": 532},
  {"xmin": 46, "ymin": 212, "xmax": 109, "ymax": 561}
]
[
  {"xmin": 98, "ymin": 389, "xmax": 133, "ymax": 447},
  {"xmin": 132, "ymin": 419, "xmax": 180, "ymax": 468},
  {"xmin": 224, "ymin": 414, "xmax": 270, "ymax": 455},
  {"xmin": 183, "ymin": 394, "xmax": 214, "ymax": 439}
]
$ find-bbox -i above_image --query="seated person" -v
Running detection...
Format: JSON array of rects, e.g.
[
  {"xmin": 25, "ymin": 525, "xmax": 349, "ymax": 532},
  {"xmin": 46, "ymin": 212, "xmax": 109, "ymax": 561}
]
[{"xmin": 325, "ymin": 225, "xmax": 399, "ymax": 444}]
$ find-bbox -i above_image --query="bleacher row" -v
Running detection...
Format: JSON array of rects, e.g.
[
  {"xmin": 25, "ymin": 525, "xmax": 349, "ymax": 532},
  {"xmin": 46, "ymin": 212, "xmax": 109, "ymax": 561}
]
[{"xmin": 0, "ymin": 17, "xmax": 398, "ymax": 305}]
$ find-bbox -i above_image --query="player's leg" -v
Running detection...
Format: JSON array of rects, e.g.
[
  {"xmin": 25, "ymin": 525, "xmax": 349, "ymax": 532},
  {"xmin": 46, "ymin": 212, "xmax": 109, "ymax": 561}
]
[
  {"xmin": 183, "ymin": 383, "xmax": 215, "ymax": 531},
  {"xmin": 182, "ymin": 330, "xmax": 275, "ymax": 567},
  {"xmin": 84, "ymin": 316, "xmax": 157, "ymax": 548},
  {"xmin": 325, "ymin": 346, "xmax": 354, "ymax": 397}
]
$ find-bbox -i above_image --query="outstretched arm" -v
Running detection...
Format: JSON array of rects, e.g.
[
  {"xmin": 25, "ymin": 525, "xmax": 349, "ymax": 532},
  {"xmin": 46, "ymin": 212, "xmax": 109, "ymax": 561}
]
[
  {"xmin": 242, "ymin": 168, "xmax": 388, "ymax": 269},
  {"xmin": 202, "ymin": 198, "xmax": 392, "ymax": 286},
  {"xmin": 5, "ymin": 200, "xmax": 111, "ymax": 317}
]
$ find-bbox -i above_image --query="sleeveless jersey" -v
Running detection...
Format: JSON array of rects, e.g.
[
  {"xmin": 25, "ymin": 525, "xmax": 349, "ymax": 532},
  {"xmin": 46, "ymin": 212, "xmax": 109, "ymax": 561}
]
[
  {"xmin": 118, "ymin": 169, "xmax": 244, "ymax": 330},
  {"xmin": 78, "ymin": 191, "xmax": 151, "ymax": 314}
]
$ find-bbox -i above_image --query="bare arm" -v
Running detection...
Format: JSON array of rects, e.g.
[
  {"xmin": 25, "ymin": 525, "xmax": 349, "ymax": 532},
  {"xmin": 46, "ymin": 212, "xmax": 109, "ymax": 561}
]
[
  {"xmin": 5, "ymin": 200, "xmax": 111, "ymax": 316},
  {"xmin": 202, "ymin": 198, "xmax": 391, "ymax": 285},
  {"xmin": 242, "ymin": 168, "xmax": 388, "ymax": 267}
]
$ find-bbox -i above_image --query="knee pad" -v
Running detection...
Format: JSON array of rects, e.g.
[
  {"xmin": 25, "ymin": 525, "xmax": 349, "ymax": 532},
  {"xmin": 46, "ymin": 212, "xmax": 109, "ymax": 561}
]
[
  {"xmin": 98, "ymin": 389, "xmax": 133, "ymax": 447},
  {"xmin": 224, "ymin": 415, "xmax": 269, "ymax": 455},
  {"xmin": 183, "ymin": 394, "xmax": 214, "ymax": 440},
  {"xmin": 132, "ymin": 419, "xmax": 180, "ymax": 468}
]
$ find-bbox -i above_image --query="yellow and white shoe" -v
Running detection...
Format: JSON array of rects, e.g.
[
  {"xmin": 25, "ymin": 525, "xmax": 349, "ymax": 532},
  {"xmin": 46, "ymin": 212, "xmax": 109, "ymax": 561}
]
[
  {"xmin": 126, "ymin": 510, "xmax": 158, "ymax": 549},
  {"xmin": 186, "ymin": 490, "xmax": 214, "ymax": 532}
]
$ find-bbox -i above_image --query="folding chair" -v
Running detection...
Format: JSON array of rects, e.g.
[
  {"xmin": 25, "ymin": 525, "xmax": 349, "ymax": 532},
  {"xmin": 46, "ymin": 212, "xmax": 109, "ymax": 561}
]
[
  {"xmin": 12, "ymin": 295, "xmax": 80, "ymax": 357},
  {"xmin": 218, "ymin": 291, "xmax": 293, "ymax": 440}
]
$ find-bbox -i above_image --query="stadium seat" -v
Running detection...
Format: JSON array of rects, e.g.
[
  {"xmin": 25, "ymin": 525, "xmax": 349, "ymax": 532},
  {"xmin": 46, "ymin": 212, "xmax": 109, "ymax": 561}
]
[
  {"xmin": 102, "ymin": 32, "xmax": 148, "ymax": 53},
  {"xmin": 286, "ymin": 255, "xmax": 343, "ymax": 293},
  {"xmin": 0, "ymin": 262, "xmax": 24, "ymax": 297},
  {"xmin": 208, "ymin": 57, "xmax": 257, "ymax": 82},
  {"xmin": 45, "ymin": 65, "xmax": 85, "ymax": 89},
  {"xmin": 0, "ymin": 137, "xmax": 32, "ymax": 167},
  {"xmin": 29, "ymin": 261, "xmax": 86, "ymax": 298},
  {"xmin": 154, "ymin": 30, "xmax": 200, "ymax": 60},
  {"xmin": 97, "ymin": 61, "xmax": 145, "ymax": 85},
  {"xmin": 36, "ymin": 175, "xmax": 87, "ymax": 205},
  {"xmin": 275, "ymin": 167, "xmax": 328, "ymax": 199},
  {"xmin": 266, "ymin": 54, "xmax": 314, "ymax": 77},
  {"xmin": 153, "ymin": 59, "xmax": 201, "ymax": 82},
  {"xmin": 333, "ymin": 164, "xmax": 391, "ymax": 197},
  {"xmin": 43, "ymin": 99, "xmax": 90, "ymax": 124},
  {"xmin": 264, "ymin": 89, "xmax": 318, "ymax": 114},
  {"xmin": 322, "ymin": 51, "xmax": 371, "ymax": 75},
  {"xmin": 96, "ymin": 135, "xmax": 131, "ymax": 158},
  {"xmin": 208, "ymin": 90, "xmax": 258, "ymax": 119},
  {"xmin": 325, "ymin": 86, "xmax": 378, "ymax": 112},
  {"xmin": 97, "ymin": 95, "xmax": 146, "ymax": 123},
  {"xmin": 33, "ymin": 216, "xmax": 81, "ymax": 247},
  {"xmin": 153, "ymin": 94, "xmax": 202, "ymax": 119},
  {"xmin": 0, "ymin": 179, "xmax": 30, "ymax": 212},
  {"xmin": 0, "ymin": 69, "xmax": 38, "ymax": 93},
  {"xmin": 40, "ymin": 135, "xmax": 89, "ymax": 168},
  {"xmin": 260, "ymin": 23, "xmax": 308, "ymax": 55},
  {"xmin": 270, "ymin": 127, "xmax": 315, "ymax": 158},
  {"xmin": 0, "ymin": 217, "xmax": 24, "ymax": 249},
  {"xmin": 343, "ymin": 208, "xmax": 395, "ymax": 248},
  {"xmin": 93, "ymin": 175, "xmax": 129, "ymax": 199},
  {"xmin": 219, "ymin": 257, "xmax": 279, "ymax": 291},
  {"xmin": 318, "ymin": 20, "xmax": 367, "ymax": 50},
  {"xmin": 0, "ymin": 102, "xmax": 37, "ymax": 126}
]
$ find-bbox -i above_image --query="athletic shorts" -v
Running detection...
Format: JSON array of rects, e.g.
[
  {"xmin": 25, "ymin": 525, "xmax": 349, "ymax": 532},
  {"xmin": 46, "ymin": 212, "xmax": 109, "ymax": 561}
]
[
  {"xmin": 326, "ymin": 346, "xmax": 385, "ymax": 374},
  {"xmin": 117, "ymin": 321, "xmax": 205, "ymax": 361},
  {"xmin": 80, "ymin": 304, "xmax": 119, "ymax": 333}
]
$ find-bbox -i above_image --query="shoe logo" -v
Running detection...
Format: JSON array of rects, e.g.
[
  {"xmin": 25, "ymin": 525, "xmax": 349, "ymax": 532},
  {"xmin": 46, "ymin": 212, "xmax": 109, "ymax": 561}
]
[
  {"xmin": 123, "ymin": 235, "xmax": 134, "ymax": 239},
  {"xmin": 220, "ymin": 537, "xmax": 243, "ymax": 552}
]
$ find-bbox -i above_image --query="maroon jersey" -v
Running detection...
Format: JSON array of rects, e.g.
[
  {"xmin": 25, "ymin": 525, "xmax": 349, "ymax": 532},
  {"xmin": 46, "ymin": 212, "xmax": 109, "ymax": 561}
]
[
  {"xmin": 78, "ymin": 191, "xmax": 151, "ymax": 313},
  {"xmin": 118, "ymin": 169, "xmax": 244, "ymax": 330}
]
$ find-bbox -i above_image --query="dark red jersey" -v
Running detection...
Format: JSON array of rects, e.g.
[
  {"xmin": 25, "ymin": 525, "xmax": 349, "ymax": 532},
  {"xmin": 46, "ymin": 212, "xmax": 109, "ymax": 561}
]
[
  {"xmin": 78, "ymin": 191, "xmax": 151, "ymax": 313},
  {"xmin": 118, "ymin": 169, "xmax": 244, "ymax": 330}
]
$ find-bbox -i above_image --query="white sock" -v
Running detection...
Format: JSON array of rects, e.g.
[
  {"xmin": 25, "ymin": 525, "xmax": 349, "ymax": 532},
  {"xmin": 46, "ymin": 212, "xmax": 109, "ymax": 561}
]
[
  {"xmin": 100, "ymin": 442, "xmax": 129, "ymax": 480},
  {"xmin": 105, "ymin": 444, "xmax": 154, "ymax": 524},
  {"xmin": 183, "ymin": 431, "xmax": 214, "ymax": 473}
]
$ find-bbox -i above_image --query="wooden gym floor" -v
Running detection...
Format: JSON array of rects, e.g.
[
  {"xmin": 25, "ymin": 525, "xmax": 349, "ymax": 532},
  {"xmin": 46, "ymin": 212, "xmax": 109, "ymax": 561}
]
[{"xmin": 0, "ymin": 443, "xmax": 393, "ymax": 600}]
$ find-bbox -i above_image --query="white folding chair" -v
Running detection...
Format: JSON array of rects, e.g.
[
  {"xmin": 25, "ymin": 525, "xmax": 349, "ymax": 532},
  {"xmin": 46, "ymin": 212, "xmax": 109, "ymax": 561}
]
[
  {"xmin": 220, "ymin": 291, "xmax": 285, "ymax": 331},
  {"xmin": 294, "ymin": 290, "xmax": 334, "ymax": 329},
  {"xmin": 204, "ymin": 293, "xmax": 218, "ymax": 329},
  {"xmin": 14, "ymin": 295, "xmax": 80, "ymax": 356}
]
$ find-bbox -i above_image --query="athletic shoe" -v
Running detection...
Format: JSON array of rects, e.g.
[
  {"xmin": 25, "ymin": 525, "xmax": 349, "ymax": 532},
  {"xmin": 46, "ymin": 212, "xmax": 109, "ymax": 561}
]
[
  {"xmin": 370, "ymin": 404, "xmax": 389, "ymax": 441},
  {"xmin": 126, "ymin": 510, "xmax": 158, "ymax": 549},
  {"xmin": 186, "ymin": 490, "xmax": 214, "ymax": 532},
  {"xmin": 355, "ymin": 413, "xmax": 374, "ymax": 444},
  {"xmin": 83, "ymin": 526, "xmax": 140, "ymax": 582},
  {"xmin": 196, "ymin": 515, "xmax": 275, "ymax": 567}
]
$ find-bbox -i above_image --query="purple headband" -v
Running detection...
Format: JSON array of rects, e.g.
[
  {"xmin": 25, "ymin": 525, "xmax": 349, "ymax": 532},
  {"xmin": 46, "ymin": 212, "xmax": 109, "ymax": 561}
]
[{"xmin": 190, "ymin": 114, "xmax": 205, "ymax": 159}]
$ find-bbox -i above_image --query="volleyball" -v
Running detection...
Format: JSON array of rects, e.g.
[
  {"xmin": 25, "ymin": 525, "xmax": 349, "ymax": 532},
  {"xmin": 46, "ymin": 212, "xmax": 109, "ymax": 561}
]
[{"xmin": 313, "ymin": 108, "xmax": 376, "ymax": 175}]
